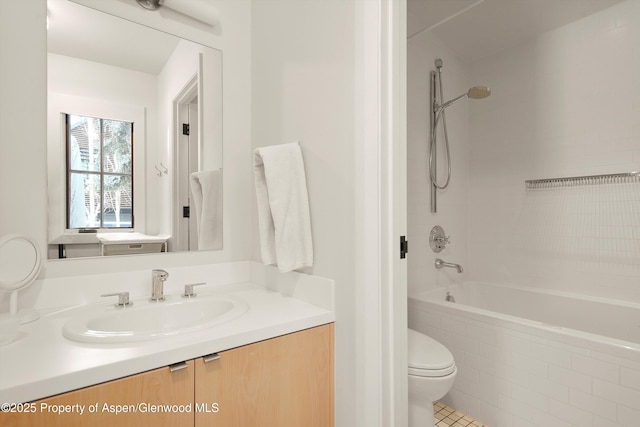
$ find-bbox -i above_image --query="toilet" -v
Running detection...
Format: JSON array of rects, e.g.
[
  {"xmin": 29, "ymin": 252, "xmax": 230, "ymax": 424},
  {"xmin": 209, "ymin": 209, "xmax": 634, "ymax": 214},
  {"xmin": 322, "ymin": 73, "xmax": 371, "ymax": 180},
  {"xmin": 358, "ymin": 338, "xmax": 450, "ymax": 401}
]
[{"xmin": 408, "ymin": 328, "xmax": 457, "ymax": 427}]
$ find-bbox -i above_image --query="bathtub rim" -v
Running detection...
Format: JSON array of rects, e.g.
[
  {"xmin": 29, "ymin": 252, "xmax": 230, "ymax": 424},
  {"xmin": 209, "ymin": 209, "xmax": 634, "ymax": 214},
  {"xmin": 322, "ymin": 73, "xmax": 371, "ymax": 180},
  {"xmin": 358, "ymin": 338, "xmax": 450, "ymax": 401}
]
[
  {"xmin": 409, "ymin": 283, "xmax": 640, "ymax": 363},
  {"xmin": 415, "ymin": 280, "xmax": 640, "ymax": 311}
]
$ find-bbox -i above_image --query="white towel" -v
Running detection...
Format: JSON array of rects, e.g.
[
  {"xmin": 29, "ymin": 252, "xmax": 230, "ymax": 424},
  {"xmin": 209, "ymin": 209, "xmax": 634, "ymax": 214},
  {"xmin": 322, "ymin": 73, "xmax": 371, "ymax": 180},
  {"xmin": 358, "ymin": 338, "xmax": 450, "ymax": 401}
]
[
  {"xmin": 190, "ymin": 170, "xmax": 223, "ymax": 250},
  {"xmin": 253, "ymin": 142, "xmax": 313, "ymax": 272}
]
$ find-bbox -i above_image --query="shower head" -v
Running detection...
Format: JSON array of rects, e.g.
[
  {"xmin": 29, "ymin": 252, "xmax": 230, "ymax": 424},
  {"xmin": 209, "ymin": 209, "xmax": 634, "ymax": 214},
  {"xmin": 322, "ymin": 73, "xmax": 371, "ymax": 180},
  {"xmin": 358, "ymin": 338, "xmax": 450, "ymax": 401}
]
[
  {"xmin": 467, "ymin": 86, "xmax": 491, "ymax": 99},
  {"xmin": 436, "ymin": 85, "xmax": 491, "ymax": 112}
]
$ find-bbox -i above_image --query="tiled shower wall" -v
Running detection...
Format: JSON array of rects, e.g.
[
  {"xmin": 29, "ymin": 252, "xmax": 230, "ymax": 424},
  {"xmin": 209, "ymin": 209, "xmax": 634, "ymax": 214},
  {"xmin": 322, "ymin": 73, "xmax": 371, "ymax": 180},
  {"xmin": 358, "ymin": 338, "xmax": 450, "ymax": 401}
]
[
  {"xmin": 468, "ymin": 0, "xmax": 640, "ymax": 302},
  {"xmin": 407, "ymin": 33, "xmax": 470, "ymax": 296}
]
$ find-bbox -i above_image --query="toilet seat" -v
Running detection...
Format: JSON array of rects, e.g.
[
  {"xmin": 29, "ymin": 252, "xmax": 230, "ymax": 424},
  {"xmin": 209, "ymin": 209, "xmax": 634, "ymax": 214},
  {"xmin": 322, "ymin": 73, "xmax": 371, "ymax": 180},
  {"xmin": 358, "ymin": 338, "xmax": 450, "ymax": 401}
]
[
  {"xmin": 408, "ymin": 364, "xmax": 455, "ymax": 377},
  {"xmin": 408, "ymin": 329, "xmax": 456, "ymax": 377}
]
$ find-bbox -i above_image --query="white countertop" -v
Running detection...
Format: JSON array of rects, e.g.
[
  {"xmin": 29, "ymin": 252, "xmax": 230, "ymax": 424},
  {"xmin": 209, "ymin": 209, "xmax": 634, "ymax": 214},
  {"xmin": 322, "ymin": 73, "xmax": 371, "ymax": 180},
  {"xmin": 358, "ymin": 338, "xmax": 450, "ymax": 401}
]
[{"xmin": 0, "ymin": 282, "xmax": 334, "ymax": 404}]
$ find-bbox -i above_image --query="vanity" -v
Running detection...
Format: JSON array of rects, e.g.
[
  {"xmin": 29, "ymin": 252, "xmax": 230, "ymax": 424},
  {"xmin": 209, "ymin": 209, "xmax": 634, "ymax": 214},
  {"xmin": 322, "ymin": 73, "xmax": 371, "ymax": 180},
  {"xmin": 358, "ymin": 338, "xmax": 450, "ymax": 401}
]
[{"xmin": 0, "ymin": 262, "xmax": 335, "ymax": 427}]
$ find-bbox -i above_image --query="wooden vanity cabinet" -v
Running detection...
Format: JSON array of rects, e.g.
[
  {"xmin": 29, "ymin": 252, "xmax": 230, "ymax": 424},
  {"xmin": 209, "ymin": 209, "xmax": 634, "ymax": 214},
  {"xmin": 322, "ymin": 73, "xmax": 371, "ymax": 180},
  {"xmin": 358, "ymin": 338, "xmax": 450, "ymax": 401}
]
[
  {"xmin": 2, "ymin": 324, "xmax": 334, "ymax": 427},
  {"xmin": 2, "ymin": 360, "xmax": 195, "ymax": 427},
  {"xmin": 195, "ymin": 323, "xmax": 334, "ymax": 427}
]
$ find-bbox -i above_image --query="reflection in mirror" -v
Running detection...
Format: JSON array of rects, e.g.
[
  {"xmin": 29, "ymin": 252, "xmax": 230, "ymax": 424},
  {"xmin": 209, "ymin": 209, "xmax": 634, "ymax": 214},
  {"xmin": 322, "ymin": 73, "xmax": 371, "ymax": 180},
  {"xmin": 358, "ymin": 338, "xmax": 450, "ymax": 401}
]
[{"xmin": 46, "ymin": 0, "xmax": 222, "ymax": 259}]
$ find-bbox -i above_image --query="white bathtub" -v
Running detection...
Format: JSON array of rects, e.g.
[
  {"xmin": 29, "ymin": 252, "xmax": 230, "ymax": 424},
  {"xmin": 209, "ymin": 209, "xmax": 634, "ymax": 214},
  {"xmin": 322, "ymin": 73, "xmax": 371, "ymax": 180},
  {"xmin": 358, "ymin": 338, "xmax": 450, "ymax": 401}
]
[{"xmin": 409, "ymin": 282, "xmax": 640, "ymax": 427}]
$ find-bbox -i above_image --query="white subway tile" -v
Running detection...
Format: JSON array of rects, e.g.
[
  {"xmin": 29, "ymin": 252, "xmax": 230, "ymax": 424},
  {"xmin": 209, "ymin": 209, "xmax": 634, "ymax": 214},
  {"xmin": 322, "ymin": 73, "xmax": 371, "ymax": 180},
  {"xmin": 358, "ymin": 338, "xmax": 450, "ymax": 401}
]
[
  {"xmin": 456, "ymin": 363, "xmax": 481, "ymax": 384},
  {"xmin": 511, "ymin": 416, "xmax": 537, "ymax": 427},
  {"xmin": 498, "ymin": 393, "xmax": 535, "ymax": 423},
  {"xmin": 530, "ymin": 341, "xmax": 572, "ymax": 368},
  {"xmin": 548, "ymin": 364, "xmax": 593, "ymax": 393},
  {"xmin": 549, "ymin": 399, "xmax": 593, "ymax": 427},
  {"xmin": 464, "ymin": 351, "xmax": 497, "ymax": 376},
  {"xmin": 480, "ymin": 371, "xmax": 514, "ymax": 398},
  {"xmin": 529, "ymin": 374, "xmax": 569, "ymax": 403},
  {"xmin": 503, "ymin": 328, "xmax": 547, "ymax": 346},
  {"xmin": 450, "ymin": 332, "xmax": 480, "ymax": 355},
  {"xmin": 617, "ymin": 403, "xmax": 640, "ymax": 427},
  {"xmin": 444, "ymin": 317, "xmax": 468, "ymax": 336},
  {"xmin": 512, "ymin": 384, "xmax": 549, "ymax": 412},
  {"xmin": 494, "ymin": 364, "xmax": 530, "ymax": 388},
  {"xmin": 593, "ymin": 415, "xmax": 624, "ymax": 427},
  {"xmin": 511, "ymin": 352, "xmax": 549, "ymax": 378},
  {"xmin": 620, "ymin": 367, "xmax": 640, "ymax": 392},
  {"xmin": 452, "ymin": 376, "xmax": 498, "ymax": 406},
  {"xmin": 546, "ymin": 339, "xmax": 591, "ymax": 357},
  {"xmin": 590, "ymin": 350, "xmax": 640, "ymax": 373},
  {"xmin": 530, "ymin": 407, "xmax": 573, "ymax": 427},
  {"xmin": 479, "ymin": 341, "xmax": 511, "ymax": 366},
  {"xmin": 569, "ymin": 389, "xmax": 617, "ymax": 421},
  {"xmin": 593, "ymin": 379, "xmax": 640, "ymax": 411},
  {"xmin": 572, "ymin": 354, "xmax": 620, "ymax": 383}
]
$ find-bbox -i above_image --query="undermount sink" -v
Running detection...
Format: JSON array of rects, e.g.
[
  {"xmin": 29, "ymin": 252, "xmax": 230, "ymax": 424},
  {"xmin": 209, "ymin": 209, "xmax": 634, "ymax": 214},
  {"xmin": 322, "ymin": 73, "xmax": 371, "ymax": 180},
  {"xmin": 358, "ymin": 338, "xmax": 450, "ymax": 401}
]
[{"xmin": 63, "ymin": 295, "xmax": 249, "ymax": 343}]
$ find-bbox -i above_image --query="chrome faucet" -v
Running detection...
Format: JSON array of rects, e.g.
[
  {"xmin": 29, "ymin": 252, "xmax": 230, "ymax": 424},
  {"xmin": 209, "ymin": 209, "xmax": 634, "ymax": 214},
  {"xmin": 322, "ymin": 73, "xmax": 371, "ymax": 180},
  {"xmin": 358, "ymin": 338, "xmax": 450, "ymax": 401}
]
[
  {"xmin": 150, "ymin": 269, "xmax": 169, "ymax": 301},
  {"xmin": 434, "ymin": 258, "xmax": 463, "ymax": 274}
]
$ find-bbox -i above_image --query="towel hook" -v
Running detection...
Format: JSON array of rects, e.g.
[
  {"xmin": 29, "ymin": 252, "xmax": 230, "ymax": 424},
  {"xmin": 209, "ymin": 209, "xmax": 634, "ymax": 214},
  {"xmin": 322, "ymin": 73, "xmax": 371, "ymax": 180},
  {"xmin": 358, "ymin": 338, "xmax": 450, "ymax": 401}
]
[
  {"xmin": 154, "ymin": 165, "xmax": 163, "ymax": 177},
  {"xmin": 159, "ymin": 163, "xmax": 168, "ymax": 175}
]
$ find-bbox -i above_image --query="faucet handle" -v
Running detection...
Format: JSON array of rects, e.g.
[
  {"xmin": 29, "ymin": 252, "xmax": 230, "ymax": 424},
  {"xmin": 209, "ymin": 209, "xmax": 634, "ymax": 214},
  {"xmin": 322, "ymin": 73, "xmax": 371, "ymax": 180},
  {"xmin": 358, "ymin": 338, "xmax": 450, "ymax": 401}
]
[
  {"xmin": 183, "ymin": 283, "xmax": 207, "ymax": 298},
  {"xmin": 152, "ymin": 269, "xmax": 169, "ymax": 281},
  {"xmin": 101, "ymin": 292, "xmax": 133, "ymax": 307}
]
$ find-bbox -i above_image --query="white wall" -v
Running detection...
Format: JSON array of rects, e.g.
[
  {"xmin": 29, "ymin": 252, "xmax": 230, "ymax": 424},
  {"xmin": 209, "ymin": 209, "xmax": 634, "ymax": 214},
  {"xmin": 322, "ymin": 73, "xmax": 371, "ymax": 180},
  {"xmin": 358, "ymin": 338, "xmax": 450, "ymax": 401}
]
[
  {"xmin": 0, "ymin": 1, "xmax": 47, "ymax": 247},
  {"xmin": 468, "ymin": 0, "xmax": 640, "ymax": 302},
  {"xmin": 250, "ymin": 1, "xmax": 356, "ymax": 424},
  {"xmin": 407, "ymin": 33, "xmax": 470, "ymax": 296}
]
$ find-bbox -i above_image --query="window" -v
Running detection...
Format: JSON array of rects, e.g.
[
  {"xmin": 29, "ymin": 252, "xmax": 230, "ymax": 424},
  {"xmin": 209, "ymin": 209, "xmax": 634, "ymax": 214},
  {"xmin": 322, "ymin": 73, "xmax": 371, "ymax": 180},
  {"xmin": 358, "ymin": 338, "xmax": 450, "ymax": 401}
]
[{"xmin": 66, "ymin": 114, "xmax": 134, "ymax": 229}]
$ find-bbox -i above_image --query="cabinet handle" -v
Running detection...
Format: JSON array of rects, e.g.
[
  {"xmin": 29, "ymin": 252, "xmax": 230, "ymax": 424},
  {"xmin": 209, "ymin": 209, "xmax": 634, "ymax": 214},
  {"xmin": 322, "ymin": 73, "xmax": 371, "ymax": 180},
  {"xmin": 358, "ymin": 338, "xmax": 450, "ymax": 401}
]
[
  {"xmin": 169, "ymin": 361, "xmax": 188, "ymax": 372},
  {"xmin": 203, "ymin": 353, "xmax": 220, "ymax": 363}
]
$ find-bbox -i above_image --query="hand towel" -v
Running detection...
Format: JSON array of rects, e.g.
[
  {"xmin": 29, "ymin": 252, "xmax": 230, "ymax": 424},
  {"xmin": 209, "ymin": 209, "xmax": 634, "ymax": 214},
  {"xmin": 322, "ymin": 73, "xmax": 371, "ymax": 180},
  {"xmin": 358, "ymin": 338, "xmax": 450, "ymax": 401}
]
[
  {"xmin": 190, "ymin": 169, "xmax": 223, "ymax": 250},
  {"xmin": 253, "ymin": 142, "xmax": 313, "ymax": 272}
]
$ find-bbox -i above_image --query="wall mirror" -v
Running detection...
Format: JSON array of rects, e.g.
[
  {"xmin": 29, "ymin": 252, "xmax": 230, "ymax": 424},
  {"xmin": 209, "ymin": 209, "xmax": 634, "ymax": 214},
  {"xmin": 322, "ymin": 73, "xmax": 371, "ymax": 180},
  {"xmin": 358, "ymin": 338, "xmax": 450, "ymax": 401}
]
[{"xmin": 46, "ymin": 0, "xmax": 223, "ymax": 259}]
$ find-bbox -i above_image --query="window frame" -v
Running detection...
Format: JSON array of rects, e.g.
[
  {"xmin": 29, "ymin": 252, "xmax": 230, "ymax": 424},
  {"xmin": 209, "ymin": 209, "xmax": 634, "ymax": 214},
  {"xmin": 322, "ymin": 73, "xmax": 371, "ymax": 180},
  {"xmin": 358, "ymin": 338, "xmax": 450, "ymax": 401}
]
[{"xmin": 65, "ymin": 114, "xmax": 135, "ymax": 230}]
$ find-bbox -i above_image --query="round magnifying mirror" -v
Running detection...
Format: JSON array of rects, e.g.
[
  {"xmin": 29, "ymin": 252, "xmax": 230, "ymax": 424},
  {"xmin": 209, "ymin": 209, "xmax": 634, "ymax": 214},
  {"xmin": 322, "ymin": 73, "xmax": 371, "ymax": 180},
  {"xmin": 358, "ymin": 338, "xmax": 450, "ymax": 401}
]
[{"xmin": 0, "ymin": 234, "xmax": 42, "ymax": 324}]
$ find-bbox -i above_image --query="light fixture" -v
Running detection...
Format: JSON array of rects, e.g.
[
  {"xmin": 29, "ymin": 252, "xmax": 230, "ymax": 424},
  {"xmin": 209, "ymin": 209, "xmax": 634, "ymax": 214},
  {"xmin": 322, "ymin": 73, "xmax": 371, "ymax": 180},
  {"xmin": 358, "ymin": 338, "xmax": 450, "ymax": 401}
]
[{"xmin": 135, "ymin": 0, "xmax": 219, "ymax": 28}]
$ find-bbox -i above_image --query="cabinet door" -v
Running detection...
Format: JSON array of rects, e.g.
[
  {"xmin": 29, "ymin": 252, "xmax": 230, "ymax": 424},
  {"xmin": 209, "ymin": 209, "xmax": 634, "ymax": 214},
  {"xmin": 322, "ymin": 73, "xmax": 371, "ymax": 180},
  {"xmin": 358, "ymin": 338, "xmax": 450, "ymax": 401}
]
[
  {"xmin": 2, "ymin": 360, "xmax": 195, "ymax": 427},
  {"xmin": 195, "ymin": 323, "xmax": 334, "ymax": 427}
]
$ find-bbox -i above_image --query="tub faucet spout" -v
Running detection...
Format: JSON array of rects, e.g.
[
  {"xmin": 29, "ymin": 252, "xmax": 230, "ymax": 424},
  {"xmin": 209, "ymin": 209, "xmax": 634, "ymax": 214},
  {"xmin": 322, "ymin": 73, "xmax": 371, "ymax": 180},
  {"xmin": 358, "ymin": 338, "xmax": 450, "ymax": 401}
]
[
  {"xmin": 435, "ymin": 258, "xmax": 463, "ymax": 274},
  {"xmin": 150, "ymin": 269, "xmax": 169, "ymax": 301}
]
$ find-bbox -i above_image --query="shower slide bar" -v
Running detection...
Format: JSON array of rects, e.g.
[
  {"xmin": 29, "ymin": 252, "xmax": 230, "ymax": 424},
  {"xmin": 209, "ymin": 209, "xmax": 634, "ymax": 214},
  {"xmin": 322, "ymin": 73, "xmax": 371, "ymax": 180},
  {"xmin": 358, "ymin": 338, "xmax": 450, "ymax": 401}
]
[{"xmin": 525, "ymin": 172, "xmax": 640, "ymax": 189}]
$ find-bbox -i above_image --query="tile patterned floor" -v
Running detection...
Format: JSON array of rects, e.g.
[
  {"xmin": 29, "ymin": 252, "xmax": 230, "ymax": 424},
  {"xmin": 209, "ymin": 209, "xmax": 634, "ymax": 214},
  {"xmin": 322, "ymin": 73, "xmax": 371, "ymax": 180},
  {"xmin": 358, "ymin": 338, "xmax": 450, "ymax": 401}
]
[{"xmin": 433, "ymin": 401, "xmax": 490, "ymax": 427}]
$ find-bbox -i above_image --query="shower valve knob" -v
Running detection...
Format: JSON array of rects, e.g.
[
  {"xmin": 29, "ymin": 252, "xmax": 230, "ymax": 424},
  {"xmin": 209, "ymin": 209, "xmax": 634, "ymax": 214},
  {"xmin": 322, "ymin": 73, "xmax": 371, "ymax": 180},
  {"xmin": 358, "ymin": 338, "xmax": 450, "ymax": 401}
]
[
  {"xmin": 435, "ymin": 235, "xmax": 450, "ymax": 244},
  {"xmin": 429, "ymin": 225, "xmax": 450, "ymax": 253}
]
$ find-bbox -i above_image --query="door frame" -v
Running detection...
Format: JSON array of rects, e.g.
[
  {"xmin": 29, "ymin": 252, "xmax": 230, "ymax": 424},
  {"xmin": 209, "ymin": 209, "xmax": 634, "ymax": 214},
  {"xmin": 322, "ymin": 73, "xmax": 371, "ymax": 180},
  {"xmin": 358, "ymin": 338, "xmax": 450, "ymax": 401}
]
[
  {"xmin": 355, "ymin": 0, "xmax": 407, "ymax": 425},
  {"xmin": 172, "ymin": 75, "xmax": 199, "ymax": 252}
]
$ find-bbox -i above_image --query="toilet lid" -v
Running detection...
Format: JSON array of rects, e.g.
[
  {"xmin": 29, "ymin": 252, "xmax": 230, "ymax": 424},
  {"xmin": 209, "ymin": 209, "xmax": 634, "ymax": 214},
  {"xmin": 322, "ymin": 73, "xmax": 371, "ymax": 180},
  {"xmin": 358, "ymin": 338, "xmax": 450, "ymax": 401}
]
[{"xmin": 408, "ymin": 329, "xmax": 455, "ymax": 377}]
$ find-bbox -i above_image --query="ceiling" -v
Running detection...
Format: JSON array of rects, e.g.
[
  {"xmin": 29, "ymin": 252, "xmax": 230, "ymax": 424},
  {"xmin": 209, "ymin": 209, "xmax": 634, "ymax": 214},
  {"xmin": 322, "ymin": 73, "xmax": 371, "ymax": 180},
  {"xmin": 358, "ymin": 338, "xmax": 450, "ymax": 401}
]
[
  {"xmin": 47, "ymin": 0, "xmax": 179, "ymax": 75},
  {"xmin": 49, "ymin": 0, "xmax": 624, "ymax": 74},
  {"xmin": 408, "ymin": 0, "xmax": 623, "ymax": 62}
]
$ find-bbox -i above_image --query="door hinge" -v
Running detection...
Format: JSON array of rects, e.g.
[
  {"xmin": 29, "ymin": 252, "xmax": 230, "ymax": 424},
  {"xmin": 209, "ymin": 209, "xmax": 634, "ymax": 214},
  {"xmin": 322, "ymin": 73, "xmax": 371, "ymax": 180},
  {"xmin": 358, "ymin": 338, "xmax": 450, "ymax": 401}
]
[
  {"xmin": 182, "ymin": 123, "xmax": 190, "ymax": 135},
  {"xmin": 400, "ymin": 236, "xmax": 408, "ymax": 259},
  {"xmin": 183, "ymin": 206, "xmax": 190, "ymax": 218}
]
